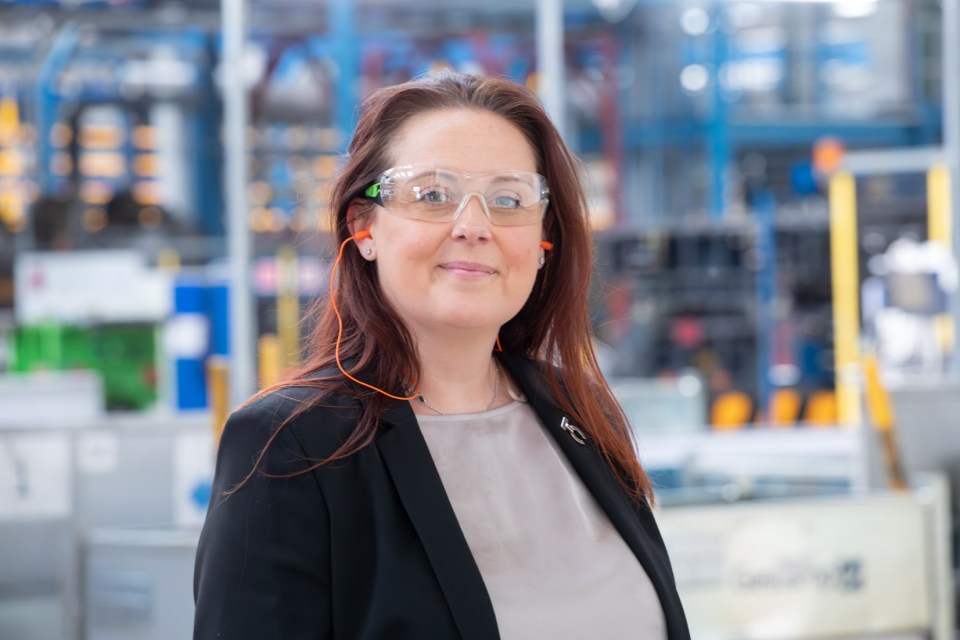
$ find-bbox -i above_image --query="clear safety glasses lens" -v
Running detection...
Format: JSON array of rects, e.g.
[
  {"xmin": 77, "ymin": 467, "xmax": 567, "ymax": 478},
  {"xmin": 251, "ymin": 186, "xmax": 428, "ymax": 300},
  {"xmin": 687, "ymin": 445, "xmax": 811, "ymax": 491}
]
[{"xmin": 374, "ymin": 165, "xmax": 549, "ymax": 226}]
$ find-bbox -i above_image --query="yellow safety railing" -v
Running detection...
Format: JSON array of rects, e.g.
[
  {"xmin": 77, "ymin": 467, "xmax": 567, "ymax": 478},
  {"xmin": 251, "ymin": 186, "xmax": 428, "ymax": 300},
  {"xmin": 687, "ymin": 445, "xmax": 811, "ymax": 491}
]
[
  {"xmin": 828, "ymin": 156, "xmax": 955, "ymax": 429},
  {"xmin": 207, "ymin": 355, "xmax": 230, "ymax": 444},
  {"xmin": 828, "ymin": 171, "xmax": 862, "ymax": 427},
  {"xmin": 928, "ymin": 164, "xmax": 956, "ymax": 356}
]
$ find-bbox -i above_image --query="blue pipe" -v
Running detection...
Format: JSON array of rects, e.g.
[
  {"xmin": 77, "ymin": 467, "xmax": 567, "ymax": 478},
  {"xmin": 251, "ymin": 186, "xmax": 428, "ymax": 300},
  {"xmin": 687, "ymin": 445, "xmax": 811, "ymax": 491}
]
[
  {"xmin": 707, "ymin": 5, "xmax": 730, "ymax": 221},
  {"xmin": 331, "ymin": 0, "xmax": 359, "ymax": 153},
  {"xmin": 754, "ymin": 189, "xmax": 777, "ymax": 421},
  {"xmin": 35, "ymin": 22, "xmax": 80, "ymax": 195}
]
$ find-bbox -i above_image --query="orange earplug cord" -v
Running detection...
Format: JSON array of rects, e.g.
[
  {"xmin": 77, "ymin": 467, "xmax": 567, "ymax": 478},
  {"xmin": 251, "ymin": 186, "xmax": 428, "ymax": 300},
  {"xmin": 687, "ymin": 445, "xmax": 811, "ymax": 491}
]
[{"xmin": 330, "ymin": 230, "xmax": 419, "ymax": 401}]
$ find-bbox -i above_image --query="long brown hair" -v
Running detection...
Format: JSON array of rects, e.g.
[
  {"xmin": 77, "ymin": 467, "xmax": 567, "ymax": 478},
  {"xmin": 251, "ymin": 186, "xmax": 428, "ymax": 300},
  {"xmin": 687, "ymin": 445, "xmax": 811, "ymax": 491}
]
[{"xmin": 246, "ymin": 71, "xmax": 652, "ymax": 504}]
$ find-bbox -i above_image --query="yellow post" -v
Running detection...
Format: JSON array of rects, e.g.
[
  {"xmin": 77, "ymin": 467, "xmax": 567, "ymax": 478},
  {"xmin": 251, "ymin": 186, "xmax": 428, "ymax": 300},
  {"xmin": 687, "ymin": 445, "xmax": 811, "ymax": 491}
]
[
  {"xmin": 829, "ymin": 171, "xmax": 862, "ymax": 427},
  {"xmin": 258, "ymin": 334, "xmax": 280, "ymax": 389},
  {"xmin": 927, "ymin": 164, "xmax": 956, "ymax": 355},
  {"xmin": 928, "ymin": 164, "xmax": 952, "ymax": 246},
  {"xmin": 276, "ymin": 246, "xmax": 301, "ymax": 373},
  {"xmin": 207, "ymin": 355, "xmax": 230, "ymax": 444},
  {"xmin": 0, "ymin": 96, "xmax": 24, "ymax": 231}
]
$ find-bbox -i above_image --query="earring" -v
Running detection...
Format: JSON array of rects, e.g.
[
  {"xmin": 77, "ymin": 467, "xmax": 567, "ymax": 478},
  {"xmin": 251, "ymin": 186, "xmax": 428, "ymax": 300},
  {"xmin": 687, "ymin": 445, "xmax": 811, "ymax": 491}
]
[
  {"xmin": 538, "ymin": 256, "xmax": 545, "ymax": 266},
  {"xmin": 365, "ymin": 248, "xmax": 373, "ymax": 257}
]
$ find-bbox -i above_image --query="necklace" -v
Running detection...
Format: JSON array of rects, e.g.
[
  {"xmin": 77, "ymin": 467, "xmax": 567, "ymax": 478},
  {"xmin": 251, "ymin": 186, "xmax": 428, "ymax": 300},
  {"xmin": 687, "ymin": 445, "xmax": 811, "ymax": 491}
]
[{"xmin": 416, "ymin": 358, "xmax": 500, "ymax": 416}]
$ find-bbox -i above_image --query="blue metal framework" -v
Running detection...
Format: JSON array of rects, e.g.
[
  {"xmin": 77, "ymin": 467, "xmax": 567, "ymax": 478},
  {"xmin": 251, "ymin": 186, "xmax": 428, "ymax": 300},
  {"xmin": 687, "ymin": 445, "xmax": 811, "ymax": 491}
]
[
  {"xmin": 30, "ymin": 23, "xmax": 222, "ymax": 231},
  {"xmin": 34, "ymin": 21, "xmax": 79, "ymax": 195},
  {"xmin": 331, "ymin": 0, "xmax": 359, "ymax": 155},
  {"xmin": 708, "ymin": 5, "xmax": 731, "ymax": 220},
  {"xmin": 754, "ymin": 189, "xmax": 777, "ymax": 419}
]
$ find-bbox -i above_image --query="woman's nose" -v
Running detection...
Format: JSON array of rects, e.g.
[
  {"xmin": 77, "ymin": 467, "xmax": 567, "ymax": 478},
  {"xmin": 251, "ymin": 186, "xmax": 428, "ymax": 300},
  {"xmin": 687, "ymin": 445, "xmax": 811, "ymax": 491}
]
[{"xmin": 450, "ymin": 193, "xmax": 492, "ymax": 242}]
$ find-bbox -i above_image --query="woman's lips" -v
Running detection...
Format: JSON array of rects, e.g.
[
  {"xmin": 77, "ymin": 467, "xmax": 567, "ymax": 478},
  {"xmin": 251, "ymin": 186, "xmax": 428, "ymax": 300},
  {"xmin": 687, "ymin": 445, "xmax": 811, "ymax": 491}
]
[{"xmin": 439, "ymin": 261, "xmax": 496, "ymax": 277}]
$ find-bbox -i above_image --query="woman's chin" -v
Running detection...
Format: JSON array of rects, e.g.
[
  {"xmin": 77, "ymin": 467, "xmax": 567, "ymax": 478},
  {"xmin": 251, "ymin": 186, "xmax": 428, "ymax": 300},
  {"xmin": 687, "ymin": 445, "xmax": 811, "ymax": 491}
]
[{"xmin": 423, "ymin": 306, "xmax": 516, "ymax": 336}]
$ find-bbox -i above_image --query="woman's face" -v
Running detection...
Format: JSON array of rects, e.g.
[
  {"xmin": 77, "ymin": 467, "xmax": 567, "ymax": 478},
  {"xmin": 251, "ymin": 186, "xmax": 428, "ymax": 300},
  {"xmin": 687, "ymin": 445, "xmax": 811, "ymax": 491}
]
[{"xmin": 358, "ymin": 108, "xmax": 546, "ymax": 343}]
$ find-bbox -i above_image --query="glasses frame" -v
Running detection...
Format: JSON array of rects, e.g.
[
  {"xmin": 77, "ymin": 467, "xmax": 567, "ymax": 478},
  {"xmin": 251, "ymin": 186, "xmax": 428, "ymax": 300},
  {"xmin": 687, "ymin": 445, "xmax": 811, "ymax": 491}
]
[{"xmin": 360, "ymin": 165, "xmax": 550, "ymax": 227}]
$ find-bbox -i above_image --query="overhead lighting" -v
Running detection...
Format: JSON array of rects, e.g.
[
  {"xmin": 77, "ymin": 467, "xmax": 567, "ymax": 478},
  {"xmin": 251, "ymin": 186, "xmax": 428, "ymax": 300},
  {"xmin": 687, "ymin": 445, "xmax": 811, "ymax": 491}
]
[
  {"xmin": 715, "ymin": 0, "xmax": 879, "ymax": 18},
  {"xmin": 681, "ymin": 7, "xmax": 711, "ymax": 36},
  {"xmin": 680, "ymin": 64, "xmax": 710, "ymax": 93},
  {"xmin": 832, "ymin": 0, "xmax": 878, "ymax": 18},
  {"xmin": 591, "ymin": 0, "xmax": 638, "ymax": 23}
]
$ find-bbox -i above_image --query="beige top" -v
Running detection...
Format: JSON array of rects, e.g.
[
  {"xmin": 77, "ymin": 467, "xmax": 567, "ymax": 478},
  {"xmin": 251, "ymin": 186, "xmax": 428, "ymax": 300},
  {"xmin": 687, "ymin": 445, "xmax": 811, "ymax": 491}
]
[{"xmin": 416, "ymin": 401, "xmax": 667, "ymax": 640}]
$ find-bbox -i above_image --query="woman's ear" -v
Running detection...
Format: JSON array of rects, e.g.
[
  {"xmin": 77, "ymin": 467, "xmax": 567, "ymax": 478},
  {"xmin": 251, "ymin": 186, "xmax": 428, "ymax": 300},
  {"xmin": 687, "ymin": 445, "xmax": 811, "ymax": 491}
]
[
  {"xmin": 540, "ymin": 215, "xmax": 555, "ymax": 253},
  {"xmin": 345, "ymin": 202, "xmax": 368, "ymax": 235},
  {"xmin": 346, "ymin": 203, "xmax": 376, "ymax": 260}
]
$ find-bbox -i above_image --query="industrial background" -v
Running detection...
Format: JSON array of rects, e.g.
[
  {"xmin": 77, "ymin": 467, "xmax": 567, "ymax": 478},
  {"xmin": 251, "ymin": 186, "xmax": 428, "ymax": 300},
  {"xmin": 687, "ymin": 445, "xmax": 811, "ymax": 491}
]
[{"xmin": 0, "ymin": 0, "xmax": 958, "ymax": 638}]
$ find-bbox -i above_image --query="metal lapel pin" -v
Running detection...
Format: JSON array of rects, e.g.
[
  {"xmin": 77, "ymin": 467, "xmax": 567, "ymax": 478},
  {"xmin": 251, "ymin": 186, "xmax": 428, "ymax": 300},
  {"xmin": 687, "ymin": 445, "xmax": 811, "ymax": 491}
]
[{"xmin": 560, "ymin": 416, "xmax": 587, "ymax": 445}]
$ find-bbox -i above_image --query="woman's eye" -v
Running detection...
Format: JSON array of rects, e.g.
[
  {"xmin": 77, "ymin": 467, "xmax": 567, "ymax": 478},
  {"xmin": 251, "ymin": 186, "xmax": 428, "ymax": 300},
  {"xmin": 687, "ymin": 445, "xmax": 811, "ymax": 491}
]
[
  {"xmin": 490, "ymin": 195, "xmax": 523, "ymax": 209},
  {"xmin": 416, "ymin": 188, "xmax": 453, "ymax": 204}
]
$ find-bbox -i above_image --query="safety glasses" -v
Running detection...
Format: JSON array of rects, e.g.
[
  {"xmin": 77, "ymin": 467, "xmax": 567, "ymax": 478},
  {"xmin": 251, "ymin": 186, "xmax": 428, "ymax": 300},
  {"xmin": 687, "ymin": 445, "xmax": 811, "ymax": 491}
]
[{"xmin": 362, "ymin": 165, "xmax": 549, "ymax": 227}]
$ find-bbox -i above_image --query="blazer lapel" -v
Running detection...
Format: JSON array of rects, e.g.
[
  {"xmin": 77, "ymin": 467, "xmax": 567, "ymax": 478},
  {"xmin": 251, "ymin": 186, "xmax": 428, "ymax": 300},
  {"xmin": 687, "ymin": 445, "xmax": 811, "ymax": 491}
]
[
  {"xmin": 499, "ymin": 353, "xmax": 690, "ymax": 639},
  {"xmin": 376, "ymin": 401, "xmax": 500, "ymax": 640}
]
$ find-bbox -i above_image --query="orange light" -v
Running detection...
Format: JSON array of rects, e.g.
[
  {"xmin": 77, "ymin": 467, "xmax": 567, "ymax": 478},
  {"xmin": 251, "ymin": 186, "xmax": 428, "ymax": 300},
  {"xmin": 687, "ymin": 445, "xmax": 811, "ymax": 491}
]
[
  {"xmin": 80, "ymin": 180, "xmax": 114, "ymax": 205},
  {"xmin": 79, "ymin": 124, "xmax": 125, "ymax": 149},
  {"xmin": 133, "ymin": 154, "xmax": 160, "ymax": 177},
  {"xmin": 132, "ymin": 181, "xmax": 162, "ymax": 205},
  {"xmin": 132, "ymin": 125, "xmax": 157, "ymax": 150},
  {"xmin": 813, "ymin": 137, "xmax": 846, "ymax": 176},
  {"xmin": 79, "ymin": 152, "xmax": 126, "ymax": 178},
  {"xmin": 248, "ymin": 181, "xmax": 273, "ymax": 206},
  {"xmin": 249, "ymin": 207, "xmax": 270, "ymax": 233}
]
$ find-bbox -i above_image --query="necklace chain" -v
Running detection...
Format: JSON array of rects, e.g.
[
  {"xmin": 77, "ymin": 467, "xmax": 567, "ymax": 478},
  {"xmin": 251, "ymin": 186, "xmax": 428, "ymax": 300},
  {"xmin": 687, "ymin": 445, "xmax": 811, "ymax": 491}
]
[{"xmin": 416, "ymin": 358, "xmax": 500, "ymax": 416}]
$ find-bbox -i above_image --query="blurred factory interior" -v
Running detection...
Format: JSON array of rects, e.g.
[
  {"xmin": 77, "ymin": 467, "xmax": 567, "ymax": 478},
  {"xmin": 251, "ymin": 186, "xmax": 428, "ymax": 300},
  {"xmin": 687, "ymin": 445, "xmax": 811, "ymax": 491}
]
[{"xmin": 0, "ymin": 0, "xmax": 959, "ymax": 638}]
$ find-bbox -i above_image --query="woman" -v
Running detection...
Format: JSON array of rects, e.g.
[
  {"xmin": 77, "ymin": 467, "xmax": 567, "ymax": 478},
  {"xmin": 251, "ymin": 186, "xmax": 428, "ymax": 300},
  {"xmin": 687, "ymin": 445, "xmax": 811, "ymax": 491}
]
[{"xmin": 194, "ymin": 72, "xmax": 689, "ymax": 640}]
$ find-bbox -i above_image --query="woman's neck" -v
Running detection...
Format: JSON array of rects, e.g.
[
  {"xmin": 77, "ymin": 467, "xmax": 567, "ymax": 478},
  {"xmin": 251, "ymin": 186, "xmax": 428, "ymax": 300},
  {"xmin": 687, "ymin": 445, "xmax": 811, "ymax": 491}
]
[{"xmin": 411, "ymin": 334, "xmax": 506, "ymax": 415}]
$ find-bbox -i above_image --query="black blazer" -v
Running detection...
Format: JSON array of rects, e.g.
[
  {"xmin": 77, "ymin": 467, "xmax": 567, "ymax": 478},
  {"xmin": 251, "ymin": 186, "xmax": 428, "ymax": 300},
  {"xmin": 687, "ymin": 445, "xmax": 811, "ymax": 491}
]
[{"xmin": 193, "ymin": 352, "xmax": 690, "ymax": 639}]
